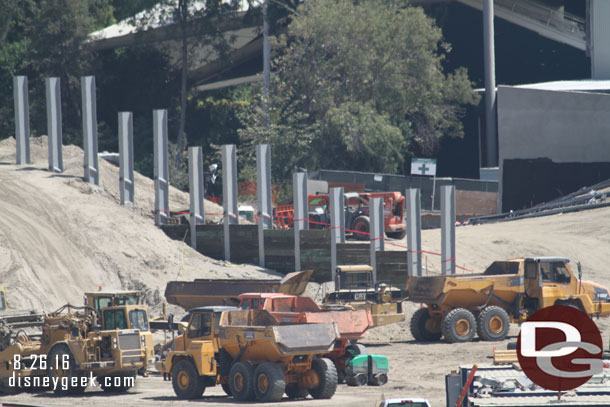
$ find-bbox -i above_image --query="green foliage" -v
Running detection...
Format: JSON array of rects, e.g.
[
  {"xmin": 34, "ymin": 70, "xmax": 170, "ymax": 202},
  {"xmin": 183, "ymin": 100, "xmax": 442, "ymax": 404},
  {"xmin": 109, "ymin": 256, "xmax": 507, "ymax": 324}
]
[{"xmin": 242, "ymin": 0, "xmax": 479, "ymax": 181}]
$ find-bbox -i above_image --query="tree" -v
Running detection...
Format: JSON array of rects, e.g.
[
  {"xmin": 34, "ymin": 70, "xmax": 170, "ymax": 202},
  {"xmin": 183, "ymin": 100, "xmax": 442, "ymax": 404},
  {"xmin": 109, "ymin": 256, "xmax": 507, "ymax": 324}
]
[{"xmin": 241, "ymin": 0, "xmax": 479, "ymax": 180}]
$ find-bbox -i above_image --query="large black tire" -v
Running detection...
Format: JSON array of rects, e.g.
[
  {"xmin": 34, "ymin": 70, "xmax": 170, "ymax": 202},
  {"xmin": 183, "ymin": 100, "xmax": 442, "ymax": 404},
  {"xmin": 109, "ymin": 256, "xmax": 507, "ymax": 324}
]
[
  {"xmin": 171, "ymin": 359, "xmax": 206, "ymax": 399},
  {"xmin": 47, "ymin": 345, "xmax": 86, "ymax": 396},
  {"xmin": 221, "ymin": 383, "xmax": 232, "ymax": 396},
  {"xmin": 386, "ymin": 230, "xmax": 406, "ymax": 240},
  {"xmin": 253, "ymin": 363, "xmax": 285, "ymax": 402},
  {"xmin": 352, "ymin": 216, "xmax": 370, "ymax": 241},
  {"xmin": 308, "ymin": 358, "xmax": 338, "ymax": 399},
  {"xmin": 410, "ymin": 308, "xmax": 442, "ymax": 342},
  {"xmin": 285, "ymin": 384, "xmax": 309, "ymax": 399},
  {"xmin": 477, "ymin": 306, "xmax": 510, "ymax": 341},
  {"xmin": 229, "ymin": 361, "xmax": 255, "ymax": 401},
  {"xmin": 441, "ymin": 308, "xmax": 477, "ymax": 343}
]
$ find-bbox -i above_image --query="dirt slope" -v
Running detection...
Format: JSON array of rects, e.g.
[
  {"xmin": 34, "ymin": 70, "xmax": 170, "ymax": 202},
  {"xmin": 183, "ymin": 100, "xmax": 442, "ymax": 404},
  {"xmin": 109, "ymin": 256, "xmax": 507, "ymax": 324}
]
[{"xmin": 0, "ymin": 137, "xmax": 278, "ymax": 313}]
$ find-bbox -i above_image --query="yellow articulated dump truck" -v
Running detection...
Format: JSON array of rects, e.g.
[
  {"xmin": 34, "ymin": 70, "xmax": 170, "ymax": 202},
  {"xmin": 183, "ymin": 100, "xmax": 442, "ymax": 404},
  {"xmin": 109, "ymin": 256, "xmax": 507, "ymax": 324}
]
[
  {"xmin": 406, "ymin": 257, "xmax": 610, "ymax": 343},
  {"xmin": 0, "ymin": 304, "xmax": 150, "ymax": 394},
  {"xmin": 161, "ymin": 306, "xmax": 340, "ymax": 402}
]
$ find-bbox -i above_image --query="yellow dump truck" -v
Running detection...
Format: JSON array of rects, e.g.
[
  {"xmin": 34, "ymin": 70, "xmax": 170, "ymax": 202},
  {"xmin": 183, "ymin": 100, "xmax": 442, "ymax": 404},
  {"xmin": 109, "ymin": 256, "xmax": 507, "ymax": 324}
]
[
  {"xmin": 406, "ymin": 257, "xmax": 610, "ymax": 343},
  {"xmin": 161, "ymin": 306, "xmax": 340, "ymax": 402},
  {"xmin": 0, "ymin": 304, "xmax": 150, "ymax": 394}
]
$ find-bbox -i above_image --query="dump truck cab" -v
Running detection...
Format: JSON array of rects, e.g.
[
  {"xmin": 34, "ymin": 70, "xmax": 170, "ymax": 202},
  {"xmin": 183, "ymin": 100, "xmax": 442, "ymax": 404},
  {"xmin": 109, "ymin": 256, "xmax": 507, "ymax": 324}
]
[
  {"xmin": 407, "ymin": 257, "xmax": 610, "ymax": 343},
  {"xmin": 85, "ymin": 291, "xmax": 142, "ymax": 315},
  {"xmin": 163, "ymin": 307, "xmax": 340, "ymax": 402}
]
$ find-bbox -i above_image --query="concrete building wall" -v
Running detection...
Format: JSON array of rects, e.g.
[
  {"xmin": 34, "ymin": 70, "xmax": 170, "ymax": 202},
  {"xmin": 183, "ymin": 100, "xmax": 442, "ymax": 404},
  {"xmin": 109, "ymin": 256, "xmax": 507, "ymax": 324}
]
[
  {"xmin": 591, "ymin": 0, "xmax": 610, "ymax": 79},
  {"xmin": 497, "ymin": 86, "xmax": 610, "ymax": 211}
]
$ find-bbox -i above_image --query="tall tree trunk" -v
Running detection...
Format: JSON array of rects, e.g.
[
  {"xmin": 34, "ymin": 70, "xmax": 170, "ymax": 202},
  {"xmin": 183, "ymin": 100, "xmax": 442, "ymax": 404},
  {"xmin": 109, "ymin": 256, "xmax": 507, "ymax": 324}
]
[{"xmin": 175, "ymin": 0, "xmax": 189, "ymax": 166}]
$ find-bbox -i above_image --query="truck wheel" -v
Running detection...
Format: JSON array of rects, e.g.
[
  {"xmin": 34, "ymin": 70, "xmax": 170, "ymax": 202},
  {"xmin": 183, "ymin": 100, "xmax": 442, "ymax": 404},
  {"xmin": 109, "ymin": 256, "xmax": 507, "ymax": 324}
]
[
  {"xmin": 477, "ymin": 306, "xmax": 510, "ymax": 341},
  {"xmin": 253, "ymin": 362, "xmax": 285, "ymax": 402},
  {"xmin": 386, "ymin": 230, "xmax": 406, "ymax": 240},
  {"xmin": 346, "ymin": 373, "xmax": 367, "ymax": 386},
  {"xmin": 285, "ymin": 384, "xmax": 309, "ymax": 399},
  {"xmin": 308, "ymin": 358, "xmax": 338, "ymax": 399},
  {"xmin": 229, "ymin": 361, "xmax": 255, "ymax": 401},
  {"xmin": 47, "ymin": 345, "xmax": 86, "ymax": 395},
  {"xmin": 352, "ymin": 216, "xmax": 370, "ymax": 240},
  {"xmin": 410, "ymin": 308, "xmax": 442, "ymax": 342},
  {"xmin": 441, "ymin": 308, "xmax": 476, "ymax": 343},
  {"xmin": 221, "ymin": 383, "xmax": 231, "ymax": 396},
  {"xmin": 370, "ymin": 373, "xmax": 388, "ymax": 386},
  {"xmin": 171, "ymin": 359, "xmax": 206, "ymax": 399}
]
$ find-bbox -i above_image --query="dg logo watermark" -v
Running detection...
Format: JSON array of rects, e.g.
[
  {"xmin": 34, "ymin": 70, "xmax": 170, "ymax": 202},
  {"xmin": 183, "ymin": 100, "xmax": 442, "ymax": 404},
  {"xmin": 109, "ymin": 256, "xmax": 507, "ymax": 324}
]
[{"xmin": 517, "ymin": 305, "xmax": 603, "ymax": 391}]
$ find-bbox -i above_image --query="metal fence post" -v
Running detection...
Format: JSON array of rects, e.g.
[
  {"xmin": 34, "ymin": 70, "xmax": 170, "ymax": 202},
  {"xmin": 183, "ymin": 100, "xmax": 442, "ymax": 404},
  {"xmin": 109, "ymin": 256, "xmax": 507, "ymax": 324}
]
[
  {"xmin": 406, "ymin": 188, "xmax": 422, "ymax": 276},
  {"xmin": 222, "ymin": 144, "xmax": 238, "ymax": 261},
  {"xmin": 81, "ymin": 76, "xmax": 99, "ymax": 184},
  {"xmin": 369, "ymin": 197, "xmax": 384, "ymax": 284},
  {"xmin": 257, "ymin": 144, "xmax": 272, "ymax": 268},
  {"xmin": 330, "ymin": 187, "xmax": 345, "ymax": 282},
  {"xmin": 153, "ymin": 109, "xmax": 169, "ymax": 226},
  {"xmin": 293, "ymin": 172, "xmax": 308, "ymax": 272},
  {"xmin": 441, "ymin": 185, "xmax": 456, "ymax": 274},
  {"xmin": 189, "ymin": 146, "xmax": 204, "ymax": 249},
  {"xmin": 45, "ymin": 77, "xmax": 63, "ymax": 172},
  {"xmin": 13, "ymin": 76, "xmax": 31, "ymax": 165},
  {"xmin": 118, "ymin": 112, "xmax": 134, "ymax": 206}
]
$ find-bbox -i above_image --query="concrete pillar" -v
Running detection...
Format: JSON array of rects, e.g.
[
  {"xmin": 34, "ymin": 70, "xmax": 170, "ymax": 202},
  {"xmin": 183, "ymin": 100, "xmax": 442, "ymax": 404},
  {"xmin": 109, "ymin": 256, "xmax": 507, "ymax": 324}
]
[
  {"xmin": 13, "ymin": 76, "xmax": 31, "ymax": 165},
  {"xmin": 45, "ymin": 77, "xmax": 63, "ymax": 173},
  {"xmin": 330, "ymin": 187, "xmax": 345, "ymax": 281},
  {"xmin": 81, "ymin": 76, "xmax": 99, "ymax": 185},
  {"xmin": 189, "ymin": 147, "xmax": 204, "ymax": 249},
  {"xmin": 257, "ymin": 144, "xmax": 272, "ymax": 268},
  {"xmin": 153, "ymin": 109, "xmax": 170, "ymax": 226},
  {"xmin": 590, "ymin": 0, "xmax": 610, "ymax": 79},
  {"xmin": 293, "ymin": 172, "xmax": 308, "ymax": 272},
  {"xmin": 483, "ymin": 0, "xmax": 497, "ymax": 167},
  {"xmin": 222, "ymin": 144, "xmax": 238, "ymax": 261},
  {"xmin": 369, "ymin": 197, "xmax": 384, "ymax": 284},
  {"xmin": 118, "ymin": 112, "xmax": 134, "ymax": 206},
  {"xmin": 262, "ymin": 0, "xmax": 270, "ymax": 127},
  {"xmin": 406, "ymin": 188, "xmax": 422, "ymax": 276},
  {"xmin": 441, "ymin": 185, "xmax": 456, "ymax": 275}
]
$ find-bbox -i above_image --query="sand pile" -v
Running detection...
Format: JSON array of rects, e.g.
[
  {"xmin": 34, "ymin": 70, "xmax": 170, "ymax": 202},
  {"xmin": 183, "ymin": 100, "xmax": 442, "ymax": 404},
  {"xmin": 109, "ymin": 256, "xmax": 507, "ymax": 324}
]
[{"xmin": 0, "ymin": 136, "xmax": 279, "ymax": 313}]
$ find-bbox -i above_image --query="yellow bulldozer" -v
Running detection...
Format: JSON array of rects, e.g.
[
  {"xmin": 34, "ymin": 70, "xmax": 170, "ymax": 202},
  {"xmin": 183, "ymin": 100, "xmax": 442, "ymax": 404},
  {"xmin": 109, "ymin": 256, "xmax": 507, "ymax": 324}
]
[
  {"xmin": 0, "ymin": 302, "xmax": 151, "ymax": 395},
  {"xmin": 406, "ymin": 257, "xmax": 610, "ymax": 343}
]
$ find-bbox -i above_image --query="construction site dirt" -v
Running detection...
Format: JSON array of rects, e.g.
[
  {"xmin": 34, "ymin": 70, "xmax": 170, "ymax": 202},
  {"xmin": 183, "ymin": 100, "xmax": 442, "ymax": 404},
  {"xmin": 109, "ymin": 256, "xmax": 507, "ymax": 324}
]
[{"xmin": 1, "ymin": 138, "xmax": 610, "ymax": 406}]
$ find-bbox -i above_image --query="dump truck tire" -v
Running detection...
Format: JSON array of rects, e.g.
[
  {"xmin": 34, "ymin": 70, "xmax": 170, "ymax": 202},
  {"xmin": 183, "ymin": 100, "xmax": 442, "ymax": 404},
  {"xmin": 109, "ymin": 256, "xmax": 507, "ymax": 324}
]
[
  {"xmin": 386, "ymin": 230, "xmax": 406, "ymax": 240},
  {"xmin": 347, "ymin": 343, "xmax": 368, "ymax": 356},
  {"xmin": 221, "ymin": 383, "xmax": 231, "ymax": 396},
  {"xmin": 47, "ymin": 345, "xmax": 86, "ymax": 396},
  {"xmin": 285, "ymin": 384, "xmax": 309, "ymax": 399},
  {"xmin": 352, "ymin": 216, "xmax": 370, "ymax": 240},
  {"xmin": 309, "ymin": 358, "xmax": 338, "ymax": 399},
  {"xmin": 253, "ymin": 362, "xmax": 285, "ymax": 402},
  {"xmin": 171, "ymin": 359, "xmax": 206, "ymax": 399},
  {"xmin": 477, "ymin": 306, "xmax": 510, "ymax": 341},
  {"xmin": 442, "ymin": 308, "xmax": 476, "ymax": 343},
  {"xmin": 410, "ymin": 308, "xmax": 442, "ymax": 342},
  {"xmin": 229, "ymin": 361, "xmax": 255, "ymax": 401}
]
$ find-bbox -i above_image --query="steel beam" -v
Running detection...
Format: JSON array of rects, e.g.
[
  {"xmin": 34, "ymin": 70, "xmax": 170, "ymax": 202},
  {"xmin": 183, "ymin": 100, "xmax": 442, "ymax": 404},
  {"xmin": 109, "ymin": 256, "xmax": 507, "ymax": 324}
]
[
  {"xmin": 441, "ymin": 185, "xmax": 456, "ymax": 275},
  {"xmin": 293, "ymin": 172, "xmax": 308, "ymax": 272},
  {"xmin": 45, "ymin": 77, "xmax": 63, "ymax": 172},
  {"xmin": 256, "ymin": 144, "xmax": 272, "ymax": 268},
  {"xmin": 153, "ymin": 109, "xmax": 170, "ymax": 226},
  {"xmin": 369, "ymin": 197, "xmax": 384, "ymax": 283},
  {"xmin": 13, "ymin": 76, "xmax": 31, "ymax": 165},
  {"xmin": 81, "ymin": 76, "xmax": 99, "ymax": 185},
  {"xmin": 330, "ymin": 187, "xmax": 345, "ymax": 282},
  {"xmin": 189, "ymin": 146, "xmax": 204, "ymax": 249},
  {"xmin": 406, "ymin": 188, "xmax": 422, "ymax": 276},
  {"xmin": 118, "ymin": 112, "xmax": 134, "ymax": 206},
  {"xmin": 222, "ymin": 144, "xmax": 238, "ymax": 261}
]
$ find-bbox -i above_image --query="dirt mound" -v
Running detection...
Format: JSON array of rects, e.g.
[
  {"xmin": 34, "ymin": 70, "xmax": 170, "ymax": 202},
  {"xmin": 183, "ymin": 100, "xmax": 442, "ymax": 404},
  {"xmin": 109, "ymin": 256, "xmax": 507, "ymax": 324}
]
[{"xmin": 0, "ymin": 136, "xmax": 278, "ymax": 313}]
